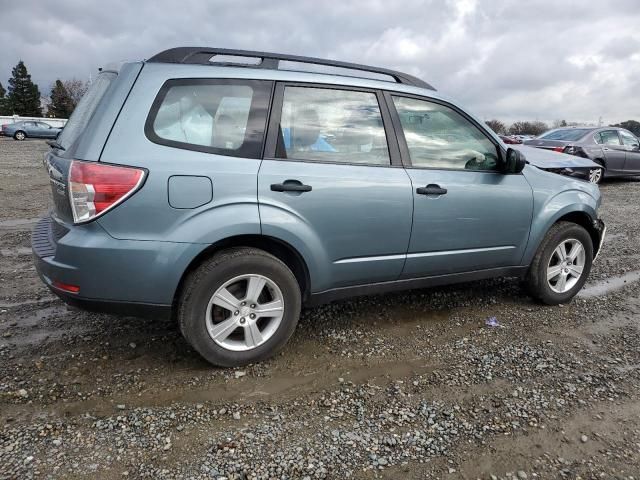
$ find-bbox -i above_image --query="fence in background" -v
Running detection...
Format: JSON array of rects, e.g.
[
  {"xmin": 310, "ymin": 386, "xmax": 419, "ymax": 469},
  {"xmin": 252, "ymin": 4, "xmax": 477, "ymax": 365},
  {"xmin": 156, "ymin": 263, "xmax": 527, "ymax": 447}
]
[{"xmin": 0, "ymin": 115, "xmax": 68, "ymax": 129}]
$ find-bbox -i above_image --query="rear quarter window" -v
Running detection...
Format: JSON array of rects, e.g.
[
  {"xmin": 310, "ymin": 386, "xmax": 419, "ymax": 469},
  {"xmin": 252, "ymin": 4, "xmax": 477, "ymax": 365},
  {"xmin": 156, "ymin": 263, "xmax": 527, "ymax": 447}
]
[{"xmin": 145, "ymin": 79, "xmax": 273, "ymax": 159}]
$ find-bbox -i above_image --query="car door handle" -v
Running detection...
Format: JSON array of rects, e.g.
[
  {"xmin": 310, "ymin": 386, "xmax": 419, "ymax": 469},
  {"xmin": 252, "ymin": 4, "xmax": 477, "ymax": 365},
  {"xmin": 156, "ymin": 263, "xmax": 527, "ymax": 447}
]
[
  {"xmin": 416, "ymin": 184, "xmax": 447, "ymax": 195},
  {"xmin": 270, "ymin": 182, "xmax": 312, "ymax": 193}
]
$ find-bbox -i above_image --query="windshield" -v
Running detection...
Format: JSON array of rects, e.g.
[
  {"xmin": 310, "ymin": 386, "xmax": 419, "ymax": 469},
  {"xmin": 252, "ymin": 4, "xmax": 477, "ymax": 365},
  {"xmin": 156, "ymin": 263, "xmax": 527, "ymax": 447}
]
[
  {"xmin": 56, "ymin": 72, "xmax": 116, "ymax": 149},
  {"xmin": 539, "ymin": 128, "xmax": 592, "ymax": 141}
]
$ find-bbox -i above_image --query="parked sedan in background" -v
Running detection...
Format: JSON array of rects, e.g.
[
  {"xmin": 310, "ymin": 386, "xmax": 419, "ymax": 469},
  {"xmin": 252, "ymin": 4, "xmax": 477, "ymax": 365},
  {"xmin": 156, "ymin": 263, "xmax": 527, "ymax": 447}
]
[
  {"xmin": 499, "ymin": 135, "xmax": 521, "ymax": 144},
  {"xmin": 512, "ymin": 144, "xmax": 600, "ymax": 183},
  {"xmin": 1, "ymin": 121, "xmax": 62, "ymax": 140},
  {"xmin": 524, "ymin": 127, "xmax": 640, "ymax": 184}
]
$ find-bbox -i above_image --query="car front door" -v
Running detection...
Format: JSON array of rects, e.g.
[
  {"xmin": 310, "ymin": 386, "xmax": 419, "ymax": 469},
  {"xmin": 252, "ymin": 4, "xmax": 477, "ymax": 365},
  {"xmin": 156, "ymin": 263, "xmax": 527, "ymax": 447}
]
[
  {"xmin": 595, "ymin": 130, "xmax": 626, "ymax": 174},
  {"xmin": 37, "ymin": 122, "xmax": 54, "ymax": 138},
  {"xmin": 620, "ymin": 130, "xmax": 640, "ymax": 173},
  {"xmin": 386, "ymin": 93, "xmax": 533, "ymax": 278},
  {"xmin": 258, "ymin": 84, "xmax": 413, "ymax": 292}
]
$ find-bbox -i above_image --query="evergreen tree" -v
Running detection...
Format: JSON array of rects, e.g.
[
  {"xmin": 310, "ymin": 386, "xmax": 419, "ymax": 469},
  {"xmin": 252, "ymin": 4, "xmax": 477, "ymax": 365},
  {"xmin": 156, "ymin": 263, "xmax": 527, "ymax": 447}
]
[
  {"xmin": 7, "ymin": 61, "xmax": 42, "ymax": 116},
  {"xmin": 48, "ymin": 80, "xmax": 74, "ymax": 118},
  {"xmin": 0, "ymin": 82, "xmax": 10, "ymax": 115},
  {"xmin": 611, "ymin": 120, "xmax": 640, "ymax": 137}
]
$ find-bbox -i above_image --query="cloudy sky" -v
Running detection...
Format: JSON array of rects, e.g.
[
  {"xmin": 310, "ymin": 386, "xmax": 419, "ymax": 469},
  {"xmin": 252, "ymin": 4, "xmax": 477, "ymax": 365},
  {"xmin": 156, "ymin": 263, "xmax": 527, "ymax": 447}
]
[{"xmin": 1, "ymin": 0, "xmax": 638, "ymax": 124}]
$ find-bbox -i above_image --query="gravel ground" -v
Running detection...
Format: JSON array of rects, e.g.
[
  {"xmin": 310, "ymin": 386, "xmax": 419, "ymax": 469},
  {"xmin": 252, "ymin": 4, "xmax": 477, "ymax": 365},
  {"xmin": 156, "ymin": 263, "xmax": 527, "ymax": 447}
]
[{"xmin": 1, "ymin": 137, "xmax": 639, "ymax": 479}]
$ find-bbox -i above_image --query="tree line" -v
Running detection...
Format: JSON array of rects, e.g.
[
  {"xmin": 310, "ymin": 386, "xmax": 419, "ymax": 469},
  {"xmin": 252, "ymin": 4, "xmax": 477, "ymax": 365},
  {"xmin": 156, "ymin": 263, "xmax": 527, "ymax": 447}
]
[
  {"xmin": 485, "ymin": 118, "xmax": 640, "ymax": 138},
  {"xmin": 0, "ymin": 60, "xmax": 87, "ymax": 118}
]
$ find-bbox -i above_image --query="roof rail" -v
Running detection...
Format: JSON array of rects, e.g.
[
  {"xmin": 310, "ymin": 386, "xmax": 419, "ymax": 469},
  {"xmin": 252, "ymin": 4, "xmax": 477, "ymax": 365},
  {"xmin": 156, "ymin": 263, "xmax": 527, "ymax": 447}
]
[{"xmin": 147, "ymin": 47, "xmax": 435, "ymax": 91}]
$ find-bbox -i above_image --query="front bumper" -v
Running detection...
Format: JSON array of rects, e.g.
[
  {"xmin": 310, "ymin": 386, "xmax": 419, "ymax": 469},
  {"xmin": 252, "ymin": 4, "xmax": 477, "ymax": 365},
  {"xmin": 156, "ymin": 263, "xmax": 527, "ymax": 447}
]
[
  {"xmin": 593, "ymin": 219, "xmax": 606, "ymax": 261},
  {"xmin": 32, "ymin": 215, "xmax": 203, "ymax": 318}
]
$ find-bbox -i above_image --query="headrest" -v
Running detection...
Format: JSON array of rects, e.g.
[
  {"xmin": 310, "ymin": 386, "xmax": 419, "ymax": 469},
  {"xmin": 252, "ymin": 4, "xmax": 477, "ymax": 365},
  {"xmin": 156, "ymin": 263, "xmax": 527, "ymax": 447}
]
[{"xmin": 291, "ymin": 108, "xmax": 320, "ymax": 148}]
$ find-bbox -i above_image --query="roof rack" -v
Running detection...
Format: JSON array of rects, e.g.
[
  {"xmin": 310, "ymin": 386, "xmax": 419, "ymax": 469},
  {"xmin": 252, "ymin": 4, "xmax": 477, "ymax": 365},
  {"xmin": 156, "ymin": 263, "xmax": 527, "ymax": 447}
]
[{"xmin": 147, "ymin": 47, "xmax": 435, "ymax": 91}]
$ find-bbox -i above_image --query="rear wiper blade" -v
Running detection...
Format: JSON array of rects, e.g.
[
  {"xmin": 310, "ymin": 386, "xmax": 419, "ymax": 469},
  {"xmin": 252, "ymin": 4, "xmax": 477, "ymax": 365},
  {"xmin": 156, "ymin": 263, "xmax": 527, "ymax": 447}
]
[{"xmin": 46, "ymin": 140, "xmax": 66, "ymax": 151}]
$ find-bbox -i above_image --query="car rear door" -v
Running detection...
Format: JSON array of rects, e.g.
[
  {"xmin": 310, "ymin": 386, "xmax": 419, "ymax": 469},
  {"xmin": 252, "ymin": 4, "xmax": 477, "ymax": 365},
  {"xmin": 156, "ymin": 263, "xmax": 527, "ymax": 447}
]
[
  {"xmin": 620, "ymin": 130, "xmax": 640, "ymax": 173},
  {"xmin": 258, "ymin": 83, "xmax": 413, "ymax": 293},
  {"xmin": 23, "ymin": 122, "xmax": 38, "ymax": 136},
  {"xmin": 386, "ymin": 93, "xmax": 533, "ymax": 278},
  {"xmin": 595, "ymin": 130, "xmax": 626, "ymax": 174}
]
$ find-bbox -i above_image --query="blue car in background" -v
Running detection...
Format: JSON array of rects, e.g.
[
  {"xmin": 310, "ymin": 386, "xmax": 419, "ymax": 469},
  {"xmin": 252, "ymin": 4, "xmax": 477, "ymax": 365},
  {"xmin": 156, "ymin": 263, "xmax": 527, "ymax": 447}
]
[{"xmin": 1, "ymin": 120, "xmax": 62, "ymax": 140}]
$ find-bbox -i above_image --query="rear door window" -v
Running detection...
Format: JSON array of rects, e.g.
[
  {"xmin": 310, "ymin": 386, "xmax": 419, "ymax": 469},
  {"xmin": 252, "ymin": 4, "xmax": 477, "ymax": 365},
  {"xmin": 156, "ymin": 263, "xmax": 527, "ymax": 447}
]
[
  {"xmin": 146, "ymin": 79, "xmax": 272, "ymax": 159},
  {"xmin": 274, "ymin": 86, "xmax": 391, "ymax": 165},
  {"xmin": 595, "ymin": 130, "xmax": 622, "ymax": 145}
]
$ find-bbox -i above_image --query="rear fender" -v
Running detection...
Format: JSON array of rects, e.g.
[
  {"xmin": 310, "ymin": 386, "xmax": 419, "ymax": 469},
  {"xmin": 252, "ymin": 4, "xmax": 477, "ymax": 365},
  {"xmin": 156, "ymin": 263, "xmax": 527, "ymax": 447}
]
[{"xmin": 258, "ymin": 204, "xmax": 332, "ymax": 292}]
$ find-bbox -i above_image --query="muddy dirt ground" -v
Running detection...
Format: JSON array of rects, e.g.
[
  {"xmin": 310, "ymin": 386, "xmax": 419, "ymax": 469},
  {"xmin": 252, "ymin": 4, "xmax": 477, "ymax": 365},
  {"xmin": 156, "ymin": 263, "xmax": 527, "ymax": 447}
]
[{"xmin": 0, "ymin": 137, "xmax": 639, "ymax": 479}]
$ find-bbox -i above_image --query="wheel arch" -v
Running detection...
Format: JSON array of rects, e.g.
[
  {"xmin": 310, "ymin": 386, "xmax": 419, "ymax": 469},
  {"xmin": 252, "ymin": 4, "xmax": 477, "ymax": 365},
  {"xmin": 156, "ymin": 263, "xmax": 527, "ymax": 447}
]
[
  {"xmin": 553, "ymin": 211, "xmax": 602, "ymax": 257},
  {"xmin": 173, "ymin": 234, "xmax": 311, "ymax": 309},
  {"xmin": 593, "ymin": 157, "xmax": 606, "ymax": 171},
  {"xmin": 523, "ymin": 190, "xmax": 603, "ymax": 266}
]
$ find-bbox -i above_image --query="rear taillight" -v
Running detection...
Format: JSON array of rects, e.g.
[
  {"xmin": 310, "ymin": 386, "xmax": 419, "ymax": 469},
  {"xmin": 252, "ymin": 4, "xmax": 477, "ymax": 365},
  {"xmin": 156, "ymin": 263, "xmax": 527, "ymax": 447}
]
[
  {"xmin": 563, "ymin": 145, "xmax": 587, "ymax": 158},
  {"xmin": 52, "ymin": 280, "xmax": 80, "ymax": 294},
  {"xmin": 69, "ymin": 160, "xmax": 145, "ymax": 224},
  {"xmin": 552, "ymin": 147, "xmax": 564, "ymax": 152}
]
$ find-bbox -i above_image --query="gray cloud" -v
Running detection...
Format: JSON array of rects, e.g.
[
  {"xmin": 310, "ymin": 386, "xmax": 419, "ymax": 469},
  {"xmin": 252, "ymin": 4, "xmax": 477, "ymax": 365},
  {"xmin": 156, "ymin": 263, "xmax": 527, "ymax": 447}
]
[{"xmin": 1, "ymin": 0, "xmax": 638, "ymax": 124}]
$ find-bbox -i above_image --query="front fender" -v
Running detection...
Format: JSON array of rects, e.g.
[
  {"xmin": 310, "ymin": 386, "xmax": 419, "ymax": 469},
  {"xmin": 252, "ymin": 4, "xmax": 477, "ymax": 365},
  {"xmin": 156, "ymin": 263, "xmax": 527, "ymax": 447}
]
[{"xmin": 522, "ymin": 189, "xmax": 599, "ymax": 265}]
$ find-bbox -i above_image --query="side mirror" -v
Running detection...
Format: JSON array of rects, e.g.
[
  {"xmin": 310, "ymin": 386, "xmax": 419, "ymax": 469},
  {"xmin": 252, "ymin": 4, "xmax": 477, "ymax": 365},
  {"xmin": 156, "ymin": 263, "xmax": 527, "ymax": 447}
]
[{"xmin": 504, "ymin": 148, "xmax": 527, "ymax": 174}]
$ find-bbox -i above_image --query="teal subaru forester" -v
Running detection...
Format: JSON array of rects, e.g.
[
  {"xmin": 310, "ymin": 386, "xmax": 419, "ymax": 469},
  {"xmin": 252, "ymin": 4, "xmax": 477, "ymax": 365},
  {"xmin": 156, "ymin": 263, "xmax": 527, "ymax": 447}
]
[{"xmin": 33, "ymin": 47, "xmax": 605, "ymax": 366}]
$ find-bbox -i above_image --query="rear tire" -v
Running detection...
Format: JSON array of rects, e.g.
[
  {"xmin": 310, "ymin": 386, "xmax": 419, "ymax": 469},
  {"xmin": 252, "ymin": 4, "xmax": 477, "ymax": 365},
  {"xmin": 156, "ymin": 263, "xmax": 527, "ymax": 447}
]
[
  {"xmin": 14, "ymin": 131, "xmax": 26, "ymax": 141},
  {"xmin": 526, "ymin": 222, "xmax": 593, "ymax": 305},
  {"xmin": 178, "ymin": 247, "xmax": 301, "ymax": 367}
]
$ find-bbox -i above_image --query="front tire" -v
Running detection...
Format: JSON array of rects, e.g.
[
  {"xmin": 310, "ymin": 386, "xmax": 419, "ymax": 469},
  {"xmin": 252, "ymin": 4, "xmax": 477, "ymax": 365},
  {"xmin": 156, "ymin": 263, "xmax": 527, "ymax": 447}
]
[
  {"xmin": 178, "ymin": 247, "xmax": 301, "ymax": 367},
  {"xmin": 14, "ymin": 131, "xmax": 26, "ymax": 141},
  {"xmin": 526, "ymin": 222, "xmax": 593, "ymax": 305}
]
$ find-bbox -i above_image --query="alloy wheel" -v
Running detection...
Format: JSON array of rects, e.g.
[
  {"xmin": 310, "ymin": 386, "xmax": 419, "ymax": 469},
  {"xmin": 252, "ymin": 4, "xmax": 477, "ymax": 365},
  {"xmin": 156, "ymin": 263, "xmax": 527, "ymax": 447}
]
[
  {"xmin": 205, "ymin": 274, "xmax": 285, "ymax": 352},
  {"xmin": 588, "ymin": 168, "xmax": 602, "ymax": 184},
  {"xmin": 546, "ymin": 238, "xmax": 586, "ymax": 293},
  {"xmin": 15, "ymin": 132, "xmax": 25, "ymax": 140}
]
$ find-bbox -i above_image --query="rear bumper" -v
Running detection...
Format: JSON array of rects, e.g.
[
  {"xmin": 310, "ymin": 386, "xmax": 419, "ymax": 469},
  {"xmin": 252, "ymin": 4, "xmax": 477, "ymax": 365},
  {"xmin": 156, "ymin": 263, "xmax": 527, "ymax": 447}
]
[
  {"xmin": 32, "ymin": 215, "xmax": 203, "ymax": 318},
  {"xmin": 542, "ymin": 166, "xmax": 591, "ymax": 182},
  {"xmin": 41, "ymin": 284, "xmax": 172, "ymax": 319}
]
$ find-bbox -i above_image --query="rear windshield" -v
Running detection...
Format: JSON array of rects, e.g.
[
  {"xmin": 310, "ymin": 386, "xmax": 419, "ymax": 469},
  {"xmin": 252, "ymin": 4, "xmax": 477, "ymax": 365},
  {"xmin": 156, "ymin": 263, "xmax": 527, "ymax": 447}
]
[
  {"xmin": 539, "ymin": 128, "xmax": 592, "ymax": 141},
  {"xmin": 57, "ymin": 72, "xmax": 116, "ymax": 149}
]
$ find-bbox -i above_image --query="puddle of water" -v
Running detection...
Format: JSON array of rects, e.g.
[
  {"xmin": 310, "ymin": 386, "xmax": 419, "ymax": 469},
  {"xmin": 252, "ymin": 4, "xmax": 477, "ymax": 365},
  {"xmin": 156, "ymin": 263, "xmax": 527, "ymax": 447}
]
[
  {"xmin": 579, "ymin": 270, "xmax": 640, "ymax": 298},
  {"xmin": 1, "ymin": 305, "xmax": 81, "ymax": 347},
  {"xmin": 0, "ymin": 247, "xmax": 32, "ymax": 257},
  {"xmin": 605, "ymin": 232, "xmax": 627, "ymax": 241},
  {"xmin": 15, "ymin": 305, "xmax": 69, "ymax": 327},
  {"xmin": 0, "ymin": 217, "xmax": 40, "ymax": 230},
  {"xmin": 0, "ymin": 297, "xmax": 59, "ymax": 309}
]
